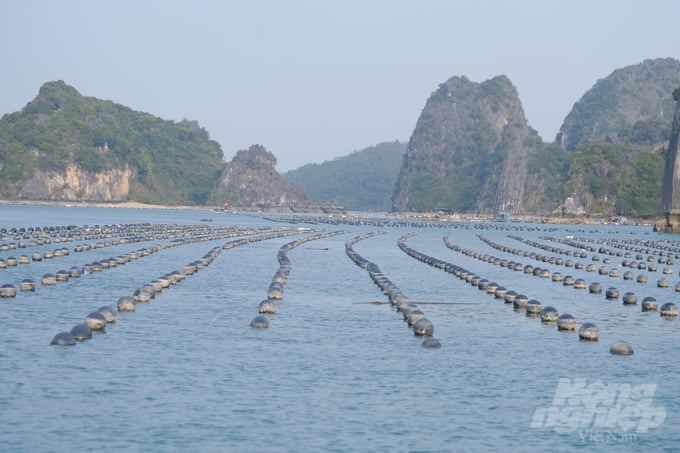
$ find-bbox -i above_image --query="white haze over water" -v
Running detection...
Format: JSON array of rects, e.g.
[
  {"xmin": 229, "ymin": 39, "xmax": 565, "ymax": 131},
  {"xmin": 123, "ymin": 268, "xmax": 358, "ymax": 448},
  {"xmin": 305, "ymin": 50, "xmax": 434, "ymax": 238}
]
[{"xmin": 1, "ymin": 0, "xmax": 678, "ymax": 171}]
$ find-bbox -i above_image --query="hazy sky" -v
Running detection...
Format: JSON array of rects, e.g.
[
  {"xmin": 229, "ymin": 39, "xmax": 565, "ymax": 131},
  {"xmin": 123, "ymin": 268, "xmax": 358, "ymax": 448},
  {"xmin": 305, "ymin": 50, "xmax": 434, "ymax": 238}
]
[{"xmin": 1, "ymin": 1, "xmax": 679, "ymax": 171}]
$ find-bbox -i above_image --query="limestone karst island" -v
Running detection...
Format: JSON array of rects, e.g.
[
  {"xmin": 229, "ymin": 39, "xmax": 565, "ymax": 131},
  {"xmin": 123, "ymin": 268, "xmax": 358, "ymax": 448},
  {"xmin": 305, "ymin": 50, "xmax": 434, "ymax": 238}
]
[{"xmin": 1, "ymin": 58, "xmax": 680, "ymax": 229}]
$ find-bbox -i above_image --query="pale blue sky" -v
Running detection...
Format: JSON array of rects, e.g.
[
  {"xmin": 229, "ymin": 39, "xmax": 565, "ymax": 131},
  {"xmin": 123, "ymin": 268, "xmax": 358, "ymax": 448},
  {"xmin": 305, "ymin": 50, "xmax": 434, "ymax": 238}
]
[{"xmin": 1, "ymin": 0, "xmax": 678, "ymax": 171}]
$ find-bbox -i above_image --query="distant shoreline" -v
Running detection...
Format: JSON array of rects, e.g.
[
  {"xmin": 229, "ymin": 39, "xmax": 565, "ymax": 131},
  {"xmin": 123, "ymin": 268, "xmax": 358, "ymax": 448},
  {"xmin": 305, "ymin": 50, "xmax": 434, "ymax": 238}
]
[
  {"xmin": 0, "ymin": 199, "xmax": 209, "ymax": 211},
  {"xmin": 0, "ymin": 199, "xmax": 661, "ymax": 227}
]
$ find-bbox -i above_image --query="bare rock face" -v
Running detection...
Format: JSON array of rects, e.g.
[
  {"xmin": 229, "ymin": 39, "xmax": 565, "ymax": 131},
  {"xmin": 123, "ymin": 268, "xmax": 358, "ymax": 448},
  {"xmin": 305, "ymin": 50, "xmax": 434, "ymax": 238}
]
[
  {"xmin": 18, "ymin": 164, "xmax": 134, "ymax": 201},
  {"xmin": 658, "ymin": 89, "xmax": 680, "ymax": 232},
  {"xmin": 392, "ymin": 75, "xmax": 536, "ymax": 214},
  {"xmin": 216, "ymin": 145, "xmax": 323, "ymax": 211}
]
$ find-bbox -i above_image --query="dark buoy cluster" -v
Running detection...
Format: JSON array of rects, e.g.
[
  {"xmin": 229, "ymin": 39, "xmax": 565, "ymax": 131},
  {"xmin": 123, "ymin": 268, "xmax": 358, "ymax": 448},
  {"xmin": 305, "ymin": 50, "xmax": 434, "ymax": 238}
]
[
  {"xmin": 251, "ymin": 230, "xmax": 347, "ymax": 328},
  {"xmin": 52, "ymin": 244, "xmax": 223, "ymax": 345},
  {"xmin": 51, "ymin": 302, "xmax": 119, "ymax": 346},
  {"xmin": 461, "ymin": 230, "xmax": 680, "ymax": 341},
  {"xmin": 20, "ymin": 217, "xmax": 676, "ymax": 352},
  {"xmin": 439, "ymin": 233, "xmax": 606, "ymax": 344},
  {"xmin": 480, "ymin": 232, "xmax": 680, "ymax": 300},
  {"xmin": 345, "ymin": 232, "xmax": 440, "ymax": 348},
  {"xmin": 51, "ymin": 224, "xmax": 317, "ymax": 346},
  {"xmin": 8, "ymin": 223, "xmax": 297, "ymax": 301},
  {"xmin": 257, "ymin": 217, "xmax": 679, "ymax": 354}
]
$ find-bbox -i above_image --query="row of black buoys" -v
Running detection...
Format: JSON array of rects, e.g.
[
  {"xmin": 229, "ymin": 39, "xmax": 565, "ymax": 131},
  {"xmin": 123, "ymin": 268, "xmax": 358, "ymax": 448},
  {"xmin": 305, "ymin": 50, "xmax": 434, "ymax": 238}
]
[
  {"xmin": 124, "ymin": 243, "xmax": 218, "ymax": 325},
  {"xmin": 464, "ymin": 233, "xmax": 680, "ymax": 319},
  {"xmin": 259, "ymin": 213, "xmax": 455, "ymax": 230},
  {"xmin": 482, "ymin": 233, "xmax": 665, "ymax": 286},
  {"xmin": 42, "ymin": 226, "xmax": 276, "ymax": 298},
  {"xmin": 50, "ymin": 225, "xmax": 307, "ymax": 346},
  {"xmin": 543, "ymin": 234, "xmax": 680, "ymax": 276},
  {"xmin": 437, "ymin": 233, "xmax": 610, "ymax": 344},
  {"xmin": 51, "ymin": 241, "xmax": 226, "ymax": 346},
  {"xmin": 2, "ymin": 223, "xmax": 269, "ymax": 269},
  {"xmin": 345, "ymin": 232, "xmax": 440, "ymax": 348},
  {"xmin": 178, "ymin": 225, "xmax": 322, "ymax": 331},
  {"xmin": 573, "ymin": 234, "xmax": 680, "ymax": 260},
  {"xmin": 0, "ymin": 247, "xmax": 69, "ymax": 269},
  {"xmin": 498, "ymin": 233, "xmax": 679, "ymax": 283},
  {"xmin": 392, "ymin": 234, "xmax": 435, "ymax": 338},
  {"xmin": 258, "ymin": 212, "xmax": 591, "ymax": 234},
  {"xmin": 51, "ymin": 304, "xmax": 118, "ymax": 345},
  {"xmin": 252, "ymin": 230, "xmax": 348, "ymax": 328},
  {"xmin": 481, "ymin": 233, "xmax": 588, "ymax": 267},
  {"xmin": 453, "ymin": 230, "xmax": 680, "ymax": 350}
]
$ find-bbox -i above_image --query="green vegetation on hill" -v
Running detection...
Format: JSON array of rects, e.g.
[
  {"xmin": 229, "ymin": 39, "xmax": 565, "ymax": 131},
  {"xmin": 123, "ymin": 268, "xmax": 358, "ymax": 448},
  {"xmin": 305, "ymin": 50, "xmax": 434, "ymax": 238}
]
[
  {"xmin": 0, "ymin": 81, "xmax": 225, "ymax": 204},
  {"xmin": 549, "ymin": 58, "xmax": 679, "ymax": 218},
  {"xmin": 214, "ymin": 144, "xmax": 316, "ymax": 209},
  {"xmin": 522, "ymin": 142, "xmax": 572, "ymax": 213},
  {"xmin": 557, "ymin": 58, "xmax": 680, "ymax": 150},
  {"xmin": 565, "ymin": 142, "xmax": 664, "ymax": 217},
  {"xmin": 522, "ymin": 133, "xmax": 666, "ymax": 218},
  {"xmin": 283, "ymin": 141, "xmax": 406, "ymax": 211}
]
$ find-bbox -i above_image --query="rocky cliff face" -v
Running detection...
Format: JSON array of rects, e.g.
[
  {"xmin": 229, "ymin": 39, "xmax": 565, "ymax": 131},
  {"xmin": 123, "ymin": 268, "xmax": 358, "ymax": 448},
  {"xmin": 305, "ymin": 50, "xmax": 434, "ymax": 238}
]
[
  {"xmin": 392, "ymin": 75, "xmax": 536, "ymax": 214},
  {"xmin": 216, "ymin": 145, "xmax": 331, "ymax": 211},
  {"xmin": 659, "ymin": 89, "xmax": 680, "ymax": 231},
  {"xmin": 18, "ymin": 164, "xmax": 134, "ymax": 201}
]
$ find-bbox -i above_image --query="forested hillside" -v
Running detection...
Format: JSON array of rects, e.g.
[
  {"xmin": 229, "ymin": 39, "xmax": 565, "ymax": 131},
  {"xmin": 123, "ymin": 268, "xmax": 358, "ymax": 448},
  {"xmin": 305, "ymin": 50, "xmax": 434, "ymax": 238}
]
[
  {"xmin": 0, "ymin": 81, "xmax": 225, "ymax": 204},
  {"xmin": 283, "ymin": 141, "xmax": 406, "ymax": 211},
  {"xmin": 550, "ymin": 58, "xmax": 678, "ymax": 217}
]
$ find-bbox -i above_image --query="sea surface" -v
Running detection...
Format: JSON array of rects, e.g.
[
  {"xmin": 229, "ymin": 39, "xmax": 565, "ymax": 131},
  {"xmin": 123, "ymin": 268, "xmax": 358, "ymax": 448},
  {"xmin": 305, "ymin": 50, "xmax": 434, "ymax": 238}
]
[{"xmin": 0, "ymin": 205, "xmax": 678, "ymax": 452}]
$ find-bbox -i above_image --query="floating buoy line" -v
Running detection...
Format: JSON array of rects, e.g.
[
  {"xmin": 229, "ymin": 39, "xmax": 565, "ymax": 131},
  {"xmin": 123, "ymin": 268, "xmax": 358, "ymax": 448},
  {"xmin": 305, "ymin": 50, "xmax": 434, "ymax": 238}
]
[{"xmin": 42, "ymin": 224, "xmax": 318, "ymax": 345}]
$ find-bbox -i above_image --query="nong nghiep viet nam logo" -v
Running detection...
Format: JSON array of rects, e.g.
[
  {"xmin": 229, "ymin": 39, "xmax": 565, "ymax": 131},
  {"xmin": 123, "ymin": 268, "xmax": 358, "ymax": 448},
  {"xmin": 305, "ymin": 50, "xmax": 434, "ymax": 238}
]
[{"xmin": 531, "ymin": 378, "xmax": 666, "ymax": 434}]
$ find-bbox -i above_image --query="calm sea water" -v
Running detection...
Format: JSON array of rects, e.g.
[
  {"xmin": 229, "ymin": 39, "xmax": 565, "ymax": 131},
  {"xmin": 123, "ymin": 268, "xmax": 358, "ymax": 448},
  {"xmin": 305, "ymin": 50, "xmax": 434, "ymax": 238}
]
[{"xmin": 0, "ymin": 205, "xmax": 678, "ymax": 452}]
